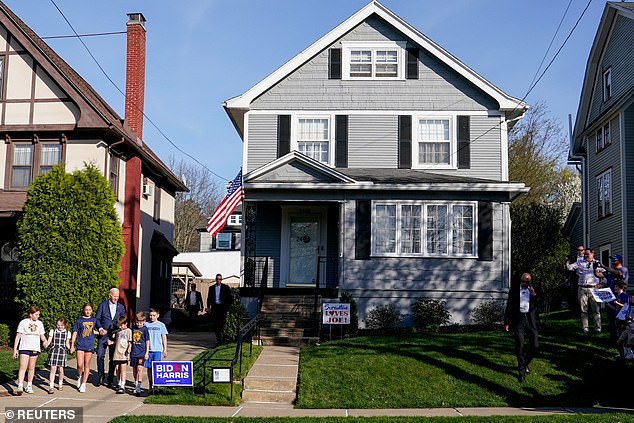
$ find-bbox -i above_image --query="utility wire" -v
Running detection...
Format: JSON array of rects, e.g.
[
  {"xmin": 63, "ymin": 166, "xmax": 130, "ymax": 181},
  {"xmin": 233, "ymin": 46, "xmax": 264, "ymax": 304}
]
[
  {"xmin": 41, "ymin": 30, "xmax": 125, "ymax": 39},
  {"xmin": 48, "ymin": 0, "xmax": 229, "ymax": 182}
]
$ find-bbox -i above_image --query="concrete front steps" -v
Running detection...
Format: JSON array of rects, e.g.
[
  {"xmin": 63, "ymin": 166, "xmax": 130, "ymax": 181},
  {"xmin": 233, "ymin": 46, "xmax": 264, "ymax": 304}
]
[{"xmin": 241, "ymin": 346, "xmax": 299, "ymax": 404}]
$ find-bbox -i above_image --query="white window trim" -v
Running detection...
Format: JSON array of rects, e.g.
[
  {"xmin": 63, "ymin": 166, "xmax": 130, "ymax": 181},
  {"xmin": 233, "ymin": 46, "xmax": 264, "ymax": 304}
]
[
  {"xmin": 341, "ymin": 41, "xmax": 406, "ymax": 81},
  {"xmin": 603, "ymin": 67, "xmax": 612, "ymax": 101},
  {"xmin": 412, "ymin": 115, "xmax": 456, "ymax": 170},
  {"xmin": 371, "ymin": 200, "xmax": 478, "ymax": 258},
  {"xmin": 597, "ymin": 168, "xmax": 612, "ymax": 219},
  {"xmin": 291, "ymin": 114, "xmax": 334, "ymax": 165}
]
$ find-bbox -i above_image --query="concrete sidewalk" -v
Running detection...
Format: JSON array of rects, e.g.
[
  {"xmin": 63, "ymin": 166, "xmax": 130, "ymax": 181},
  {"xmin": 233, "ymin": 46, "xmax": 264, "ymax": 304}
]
[{"xmin": 2, "ymin": 337, "xmax": 633, "ymax": 422}]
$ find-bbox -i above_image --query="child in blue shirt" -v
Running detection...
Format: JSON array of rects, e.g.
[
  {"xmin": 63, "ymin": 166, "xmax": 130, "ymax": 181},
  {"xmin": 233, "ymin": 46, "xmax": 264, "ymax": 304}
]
[
  {"xmin": 130, "ymin": 311, "xmax": 150, "ymax": 395},
  {"xmin": 70, "ymin": 303, "xmax": 101, "ymax": 393},
  {"xmin": 144, "ymin": 308, "xmax": 168, "ymax": 393}
]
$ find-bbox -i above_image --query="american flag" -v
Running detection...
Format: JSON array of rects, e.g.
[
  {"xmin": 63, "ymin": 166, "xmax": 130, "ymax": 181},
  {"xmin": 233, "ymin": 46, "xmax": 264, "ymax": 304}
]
[{"xmin": 206, "ymin": 169, "xmax": 244, "ymax": 237}]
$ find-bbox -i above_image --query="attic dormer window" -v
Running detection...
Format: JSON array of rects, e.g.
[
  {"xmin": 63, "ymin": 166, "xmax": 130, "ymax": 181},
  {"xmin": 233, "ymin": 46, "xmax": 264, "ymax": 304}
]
[
  {"xmin": 603, "ymin": 67, "xmax": 612, "ymax": 101},
  {"xmin": 341, "ymin": 41, "xmax": 406, "ymax": 80}
]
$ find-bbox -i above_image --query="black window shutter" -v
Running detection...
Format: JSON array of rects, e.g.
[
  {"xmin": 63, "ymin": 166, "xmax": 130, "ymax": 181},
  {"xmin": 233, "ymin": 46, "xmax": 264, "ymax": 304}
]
[
  {"xmin": 406, "ymin": 47, "xmax": 419, "ymax": 79},
  {"xmin": 478, "ymin": 201, "xmax": 493, "ymax": 261},
  {"xmin": 335, "ymin": 115, "xmax": 348, "ymax": 168},
  {"xmin": 355, "ymin": 200, "xmax": 371, "ymax": 260},
  {"xmin": 398, "ymin": 115, "xmax": 412, "ymax": 169},
  {"xmin": 277, "ymin": 115, "xmax": 290, "ymax": 158},
  {"xmin": 457, "ymin": 115, "xmax": 471, "ymax": 169},
  {"xmin": 329, "ymin": 48, "xmax": 342, "ymax": 80}
]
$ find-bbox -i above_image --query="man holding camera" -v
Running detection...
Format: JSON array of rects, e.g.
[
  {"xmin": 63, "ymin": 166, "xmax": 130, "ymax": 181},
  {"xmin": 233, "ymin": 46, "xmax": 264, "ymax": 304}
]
[{"xmin": 504, "ymin": 272, "xmax": 539, "ymax": 382}]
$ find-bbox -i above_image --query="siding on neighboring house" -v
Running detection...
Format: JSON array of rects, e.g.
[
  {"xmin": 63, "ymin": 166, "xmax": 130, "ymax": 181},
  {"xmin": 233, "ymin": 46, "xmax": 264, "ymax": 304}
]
[
  {"xmin": 250, "ymin": 17, "xmax": 497, "ymax": 112},
  {"xmin": 625, "ymin": 104, "xmax": 634, "ymax": 261},
  {"xmin": 587, "ymin": 114, "xmax": 622, "ymax": 252},
  {"xmin": 588, "ymin": 15, "xmax": 634, "ymax": 125},
  {"xmin": 246, "ymin": 114, "xmax": 277, "ymax": 172}
]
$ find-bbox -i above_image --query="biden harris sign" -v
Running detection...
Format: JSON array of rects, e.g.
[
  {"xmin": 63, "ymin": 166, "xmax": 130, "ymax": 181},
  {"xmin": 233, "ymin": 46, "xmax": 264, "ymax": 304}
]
[{"xmin": 152, "ymin": 361, "xmax": 194, "ymax": 386}]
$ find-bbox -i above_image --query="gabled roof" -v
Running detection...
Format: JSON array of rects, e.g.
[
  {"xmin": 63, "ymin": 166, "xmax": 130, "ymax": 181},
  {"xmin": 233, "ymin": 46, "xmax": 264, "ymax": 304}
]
[
  {"xmin": 224, "ymin": 1, "xmax": 526, "ymax": 137},
  {"xmin": 0, "ymin": 1, "xmax": 187, "ymax": 192},
  {"xmin": 572, "ymin": 2, "xmax": 634, "ymax": 150}
]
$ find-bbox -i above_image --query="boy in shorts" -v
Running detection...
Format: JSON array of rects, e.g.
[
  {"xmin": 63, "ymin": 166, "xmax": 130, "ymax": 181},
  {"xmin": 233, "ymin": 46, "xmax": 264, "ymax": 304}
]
[
  {"xmin": 108, "ymin": 315, "xmax": 131, "ymax": 394},
  {"xmin": 130, "ymin": 312, "xmax": 150, "ymax": 395},
  {"xmin": 144, "ymin": 308, "xmax": 168, "ymax": 393}
]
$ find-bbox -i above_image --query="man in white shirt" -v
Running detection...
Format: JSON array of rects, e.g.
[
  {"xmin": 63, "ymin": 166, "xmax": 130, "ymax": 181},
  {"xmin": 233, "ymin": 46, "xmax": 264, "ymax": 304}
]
[
  {"xmin": 185, "ymin": 283, "xmax": 203, "ymax": 320},
  {"xmin": 566, "ymin": 248, "xmax": 604, "ymax": 334}
]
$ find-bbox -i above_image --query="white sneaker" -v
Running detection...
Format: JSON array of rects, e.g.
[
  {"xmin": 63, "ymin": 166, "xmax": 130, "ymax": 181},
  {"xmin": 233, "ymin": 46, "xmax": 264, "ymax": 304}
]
[
  {"xmin": 76, "ymin": 376, "xmax": 82, "ymax": 388},
  {"xmin": 16, "ymin": 385, "xmax": 23, "ymax": 396},
  {"xmin": 24, "ymin": 385, "xmax": 34, "ymax": 394},
  {"xmin": 79, "ymin": 383, "xmax": 86, "ymax": 393},
  {"xmin": 134, "ymin": 385, "xmax": 140, "ymax": 394},
  {"xmin": 58, "ymin": 382, "xmax": 63, "ymax": 391}
]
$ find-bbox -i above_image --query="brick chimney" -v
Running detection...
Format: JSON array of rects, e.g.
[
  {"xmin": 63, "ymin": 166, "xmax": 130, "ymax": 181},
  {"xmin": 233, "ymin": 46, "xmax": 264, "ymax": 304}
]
[
  {"xmin": 119, "ymin": 12, "xmax": 146, "ymax": 317},
  {"xmin": 125, "ymin": 12, "xmax": 146, "ymax": 139}
]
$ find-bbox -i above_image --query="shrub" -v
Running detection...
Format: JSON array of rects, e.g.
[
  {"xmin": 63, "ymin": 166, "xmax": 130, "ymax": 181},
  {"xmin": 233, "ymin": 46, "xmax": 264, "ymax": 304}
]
[
  {"xmin": 223, "ymin": 288, "xmax": 247, "ymax": 342},
  {"xmin": 0, "ymin": 323, "xmax": 9, "ymax": 346},
  {"xmin": 16, "ymin": 164, "xmax": 124, "ymax": 330},
  {"xmin": 364, "ymin": 304, "xmax": 403, "ymax": 330},
  {"xmin": 470, "ymin": 299, "xmax": 505, "ymax": 327},
  {"xmin": 413, "ymin": 299, "xmax": 451, "ymax": 332},
  {"xmin": 339, "ymin": 291, "xmax": 358, "ymax": 335}
]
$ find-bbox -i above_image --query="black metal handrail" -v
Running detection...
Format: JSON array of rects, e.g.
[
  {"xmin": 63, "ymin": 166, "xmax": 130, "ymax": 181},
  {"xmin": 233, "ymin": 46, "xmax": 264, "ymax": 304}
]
[{"xmin": 201, "ymin": 314, "xmax": 260, "ymax": 402}]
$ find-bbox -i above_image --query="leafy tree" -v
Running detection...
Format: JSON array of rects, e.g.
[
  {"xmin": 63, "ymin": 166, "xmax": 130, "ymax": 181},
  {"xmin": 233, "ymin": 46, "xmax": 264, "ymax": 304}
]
[
  {"xmin": 168, "ymin": 157, "xmax": 222, "ymax": 252},
  {"xmin": 16, "ymin": 164, "xmax": 124, "ymax": 330}
]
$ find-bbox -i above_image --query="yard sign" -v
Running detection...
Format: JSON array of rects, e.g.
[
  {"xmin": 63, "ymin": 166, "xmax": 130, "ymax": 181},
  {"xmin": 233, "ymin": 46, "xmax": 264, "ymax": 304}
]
[
  {"xmin": 152, "ymin": 361, "xmax": 194, "ymax": 387},
  {"xmin": 323, "ymin": 303, "xmax": 350, "ymax": 324}
]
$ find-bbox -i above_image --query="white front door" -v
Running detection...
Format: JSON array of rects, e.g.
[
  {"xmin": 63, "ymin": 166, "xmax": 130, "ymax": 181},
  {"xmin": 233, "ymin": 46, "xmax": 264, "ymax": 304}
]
[{"xmin": 280, "ymin": 207, "xmax": 326, "ymax": 287}]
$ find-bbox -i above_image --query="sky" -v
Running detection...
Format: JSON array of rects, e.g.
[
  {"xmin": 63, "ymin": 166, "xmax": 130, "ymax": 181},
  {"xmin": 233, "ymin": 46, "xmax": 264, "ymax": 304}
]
[{"xmin": 4, "ymin": 0, "xmax": 610, "ymax": 185}]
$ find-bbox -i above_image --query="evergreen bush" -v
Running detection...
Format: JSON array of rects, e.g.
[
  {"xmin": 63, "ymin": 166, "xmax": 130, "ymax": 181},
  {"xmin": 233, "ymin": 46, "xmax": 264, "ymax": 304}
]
[
  {"xmin": 364, "ymin": 304, "xmax": 403, "ymax": 330},
  {"xmin": 413, "ymin": 298, "xmax": 451, "ymax": 332},
  {"xmin": 223, "ymin": 288, "xmax": 247, "ymax": 341},
  {"xmin": 0, "ymin": 323, "xmax": 9, "ymax": 346},
  {"xmin": 16, "ymin": 164, "xmax": 124, "ymax": 330},
  {"xmin": 470, "ymin": 299, "xmax": 505, "ymax": 327},
  {"xmin": 339, "ymin": 291, "xmax": 358, "ymax": 335}
]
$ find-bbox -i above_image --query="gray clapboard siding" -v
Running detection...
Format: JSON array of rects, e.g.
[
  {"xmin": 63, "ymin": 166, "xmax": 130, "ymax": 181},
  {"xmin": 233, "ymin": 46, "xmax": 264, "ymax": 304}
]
[
  {"xmin": 587, "ymin": 114, "xmax": 622, "ymax": 251},
  {"xmin": 588, "ymin": 15, "xmax": 634, "ymax": 125},
  {"xmin": 347, "ymin": 115, "xmax": 398, "ymax": 168},
  {"xmin": 246, "ymin": 114, "xmax": 277, "ymax": 172},
  {"xmin": 250, "ymin": 16, "xmax": 496, "ymax": 112},
  {"xmin": 254, "ymin": 203, "xmax": 282, "ymax": 287},
  {"xmin": 626, "ymin": 105, "xmax": 634, "ymax": 262}
]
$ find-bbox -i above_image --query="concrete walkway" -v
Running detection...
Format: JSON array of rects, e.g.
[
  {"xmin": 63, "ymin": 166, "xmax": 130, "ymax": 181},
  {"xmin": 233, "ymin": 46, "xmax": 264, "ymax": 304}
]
[{"xmin": 2, "ymin": 337, "xmax": 633, "ymax": 422}]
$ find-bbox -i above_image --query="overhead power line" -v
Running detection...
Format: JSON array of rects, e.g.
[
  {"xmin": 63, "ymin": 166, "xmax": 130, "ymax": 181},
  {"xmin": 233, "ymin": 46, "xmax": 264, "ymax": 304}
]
[
  {"xmin": 48, "ymin": 0, "xmax": 229, "ymax": 182},
  {"xmin": 41, "ymin": 30, "xmax": 125, "ymax": 40}
]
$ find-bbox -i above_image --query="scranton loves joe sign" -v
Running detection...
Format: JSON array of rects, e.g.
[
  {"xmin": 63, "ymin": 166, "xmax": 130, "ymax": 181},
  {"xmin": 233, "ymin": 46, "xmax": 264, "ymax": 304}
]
[
  {"xmin": 152, "ymin": 361, "xmax": 194, "ymax": 386},
  {"xmin": 322, "ymin": 303, "xmax": 350, "ymax": 325}
]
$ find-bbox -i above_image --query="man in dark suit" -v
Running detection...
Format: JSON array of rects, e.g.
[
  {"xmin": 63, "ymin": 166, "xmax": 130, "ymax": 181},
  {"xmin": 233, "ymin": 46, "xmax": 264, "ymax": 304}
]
[
  {"xmin": 207, "ymin": 274, "xmax": 232, "ymax": 345},
  {"xmin": 96, "ymin": 287, "xmax": 126, "ymax": 386},
  {"xmin": 504, "ymin": 272, "xmax": 539, "ymax": 382},
  {"xmin": 185, "ymin": 283, "xmax": 203, "ymax": 320}
]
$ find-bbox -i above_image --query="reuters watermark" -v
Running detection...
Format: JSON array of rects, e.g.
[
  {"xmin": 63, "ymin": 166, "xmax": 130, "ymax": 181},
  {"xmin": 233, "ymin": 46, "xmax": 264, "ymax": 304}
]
[{"xmin": 4, "ymin": 407, "xmax": 83, "ymax": 423}]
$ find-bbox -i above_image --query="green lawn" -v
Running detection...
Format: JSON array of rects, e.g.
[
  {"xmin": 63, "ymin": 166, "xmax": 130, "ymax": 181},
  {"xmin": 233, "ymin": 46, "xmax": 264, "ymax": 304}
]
[
  {"xmin": 0, "ymin": 348, "xmax": 48, "ymax": 384},
  {"xmin": 296, "ymin": 310, "xmax": 628, "ymax": 409},
  {"xmin": 110, "ymin": 414, "xmax": 633, "ymax": 423},
  {"xmin": 144, "ymin": 342, "xmax": 262, "ymax": 406}
]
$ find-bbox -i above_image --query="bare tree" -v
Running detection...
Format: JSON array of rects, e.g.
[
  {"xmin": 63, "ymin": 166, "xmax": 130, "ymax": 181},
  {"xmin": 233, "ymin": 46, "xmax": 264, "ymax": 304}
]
[
  {"xmin": 168, "ymin": 157, "xmax": 223, "ymax": 252},
  {"xmin": 508, "ymin": 101, "xmax": 580, "ymax": 210}
]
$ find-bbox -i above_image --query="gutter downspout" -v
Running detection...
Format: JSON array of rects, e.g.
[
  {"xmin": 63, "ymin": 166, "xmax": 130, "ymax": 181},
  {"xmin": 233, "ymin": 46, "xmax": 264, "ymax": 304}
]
[{"xmin": 568, "ymin": 114, "xmax": 587, "ymax": 249}]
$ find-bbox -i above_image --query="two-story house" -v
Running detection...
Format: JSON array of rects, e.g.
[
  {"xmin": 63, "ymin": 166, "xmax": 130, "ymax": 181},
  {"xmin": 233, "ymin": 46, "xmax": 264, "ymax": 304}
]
[
  {"xmin": 571, "ymin": 2, "xmax": 634, "ymax": 267},
  {"xmin": 0, "ymin": 2, "xmax": 187, "ymax": 322},
  {"xmin": 225, "ymin": 1, "xmax": 528, "ymax": 326}
]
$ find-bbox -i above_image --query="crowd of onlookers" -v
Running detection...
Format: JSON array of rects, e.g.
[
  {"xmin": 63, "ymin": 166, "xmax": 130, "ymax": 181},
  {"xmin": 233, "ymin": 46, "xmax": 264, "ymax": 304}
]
[
  {"xmin": 565, "ymin": 246, "xmax": 633, "ymax": 358},
  {"xmin": 12, "ymin": 287, "xmax": 168, "ymax": 396}
]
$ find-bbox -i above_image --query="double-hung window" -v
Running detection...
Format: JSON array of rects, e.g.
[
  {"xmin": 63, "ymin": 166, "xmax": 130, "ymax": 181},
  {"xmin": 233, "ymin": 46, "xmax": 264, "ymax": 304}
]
[
  {"xmin": 417, "ymin": 118, "xmax": 452, "ymax": 166},
  {"xmin": 595, "ymin": 122, "xmax": 611, "ymax": 153},
  {"xmin": 597, "ymin": 169, "xmax": 612, "ymax": 219},
  {"xmin": 297, "ymin": 117, "xmax": 330, "ymax": 164},
  {"xmin": 603, "ymin": 67, "xmax": 612, "ymax": 101},
  {"xmin": 9, "ymin": 141, "xmax": 62, "ymax": 189},
  {"xmin": 341, "ymin": 41, "xmax": 405, "ymax": 80},
  {"xmin": 372, "ymin": 201, "xmax": 476, "ymax": 257}
]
